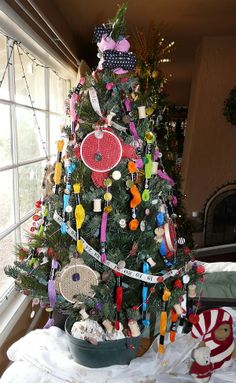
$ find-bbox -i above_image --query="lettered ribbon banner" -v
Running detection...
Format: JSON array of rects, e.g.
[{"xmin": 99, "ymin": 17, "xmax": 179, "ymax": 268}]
[{"xmin": 53, "ymin": 211, "xmax": 179, "ymax": 284}]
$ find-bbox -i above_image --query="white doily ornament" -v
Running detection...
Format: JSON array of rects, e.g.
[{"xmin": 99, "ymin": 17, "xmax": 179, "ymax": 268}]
[
  {"xmin": 55, "ymin": 258, "xmax": 99, "ymax": 303},
  {"xmin": 164, "ymin": 220, "xmax": 177, "ymax": 253}
]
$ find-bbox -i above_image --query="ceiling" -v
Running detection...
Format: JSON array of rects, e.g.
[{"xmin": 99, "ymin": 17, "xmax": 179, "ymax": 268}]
[{"xmin": 6, "ymin": 0, "xmax": 236, "ymax": 105}]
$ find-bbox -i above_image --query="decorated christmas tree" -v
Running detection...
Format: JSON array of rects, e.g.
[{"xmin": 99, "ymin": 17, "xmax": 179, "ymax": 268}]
[{"xmin": 5, "ymin": 4, "xmax": 204, "ymax": 358}]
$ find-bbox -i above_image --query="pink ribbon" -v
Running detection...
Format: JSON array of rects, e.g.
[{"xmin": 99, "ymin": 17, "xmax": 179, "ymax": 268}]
[
  {"xmin": 100, "ymin": 211, "xmax": 108, "ymax": 263},
  {"xmin": 97, "ymin": 36, "xmax": 131, "ymax": 74},
  {"xmin": 157, "ymin": 170, "xmax": 175, "ymax": 186}
]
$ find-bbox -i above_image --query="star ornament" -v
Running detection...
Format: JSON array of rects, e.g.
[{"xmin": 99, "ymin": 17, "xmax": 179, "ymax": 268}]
[{"xmin": 74, "ymin": 128, "xmax": 138, "ymax": 187}]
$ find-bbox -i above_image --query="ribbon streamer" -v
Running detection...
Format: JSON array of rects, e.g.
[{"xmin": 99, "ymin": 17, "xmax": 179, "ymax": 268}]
[
  {"xmin": 158, "ymin": 288, "xmax": 171, "ymax": 354},
  {"xmin": 53, "ymin": 211, "xmax": 179, "ymax": 283}
]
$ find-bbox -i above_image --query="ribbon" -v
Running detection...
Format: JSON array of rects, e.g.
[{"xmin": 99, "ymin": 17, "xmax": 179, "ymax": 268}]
[
  {"xmin": 89, "ymin": 87, "xmax": 103, "ymax": 117},
  {"xmin": 48, "ymin": 259, "xmax": 58, "ymax": 307},
  {"xmin": 157, "ymin": 169, "xmax": 175, "ymax": 186},
  {"xmin": 53, "ymin": 211, "xmax": 179, "ymax": 283},
  {"xmin": 158, "ymin": 288, "xmax": 171, "ymax": 354},
  {"xmin": 100, "ymin": 211, "xmax": 108, "ymax": 263}
]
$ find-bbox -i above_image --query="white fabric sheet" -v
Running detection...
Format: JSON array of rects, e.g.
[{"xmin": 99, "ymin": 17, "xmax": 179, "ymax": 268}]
[{"xmin": 1, "ymin": 307, "xmax": 236, "ymax": 383}]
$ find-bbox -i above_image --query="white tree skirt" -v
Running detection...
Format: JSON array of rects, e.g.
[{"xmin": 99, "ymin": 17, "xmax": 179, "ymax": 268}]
[{"xmin": 1, "ymin": 307, "xmax": 236, "ymax": 383}]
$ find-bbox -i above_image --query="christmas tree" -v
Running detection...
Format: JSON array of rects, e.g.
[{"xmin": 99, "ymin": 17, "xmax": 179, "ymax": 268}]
[{"xmin": 5, "ymin": 4, "xmax": 204, "ymax": 352}]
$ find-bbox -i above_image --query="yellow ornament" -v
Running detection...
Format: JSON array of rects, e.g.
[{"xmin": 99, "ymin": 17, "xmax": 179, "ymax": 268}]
[
  {"xmin": 145, "ymin": 131, "xmax": 155, "ymax": 142},
  {"xmin": 104, "ymin": 192, "xmax": 112, "ymax": 202},
  {"xmin": 151, "ymin": 70, "xmax": 159, "ymax": 79},
  {"xmin": 104, "ymin": 178, "xmax": 113, "ymax": 187},
  {"xmin": 146, "ymin": 107, "xmax": 154, "ymax": 116},
  {"xmin": 76, "ymin": 239, "xmax": 84, "ymax": 255},
  {"xmin": 104, "ymin": 205, "xmax": 113, "ymax": 213}
]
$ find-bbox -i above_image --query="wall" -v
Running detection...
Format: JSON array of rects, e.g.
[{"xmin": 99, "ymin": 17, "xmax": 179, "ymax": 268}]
[
  {"xmin": 181, "ymin": 36, "xmax": 236, "ymax": 246},
  {"xmin": 0, "ymin": 303, "xmax": 46, "ymax": 376}
]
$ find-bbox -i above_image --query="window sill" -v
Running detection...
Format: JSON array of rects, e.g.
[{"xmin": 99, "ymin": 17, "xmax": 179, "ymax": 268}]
[{"xmin": 0, "ymin": 286, "xmax": 31, "ymax": 347}]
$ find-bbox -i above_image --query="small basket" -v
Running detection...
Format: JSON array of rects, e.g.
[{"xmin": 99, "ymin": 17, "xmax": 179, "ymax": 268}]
[{"xmin": 65, "ymin": 315, "xmax": 141, "ymax": 368}]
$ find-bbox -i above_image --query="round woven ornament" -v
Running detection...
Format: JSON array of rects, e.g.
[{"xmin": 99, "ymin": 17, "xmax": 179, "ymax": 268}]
[
  {"xmin": 164, "ymin": 220, "xmax": 177, "ymax": 253},
  {"xmin": 80, "ymin": 130, "xmax": 122, "ymax": 172},
  {"xmin": 57, "ymin": 258, "xmax": 99, "ymax": 303}
]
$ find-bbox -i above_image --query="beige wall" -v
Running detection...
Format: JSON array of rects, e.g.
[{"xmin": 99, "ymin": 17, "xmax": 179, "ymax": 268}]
[
  {"xmin": 181, "ymin": 36, "xmax": 236, "ymax": 246},
  {"xmin": 0, "ymin": 304, "xmax": 46, "ymax": 376}
]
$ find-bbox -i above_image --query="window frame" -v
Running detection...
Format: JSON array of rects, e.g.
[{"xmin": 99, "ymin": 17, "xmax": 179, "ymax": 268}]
[{"xmin": 0, "ymin": 20, "xmax": 76, "ymax": 308}]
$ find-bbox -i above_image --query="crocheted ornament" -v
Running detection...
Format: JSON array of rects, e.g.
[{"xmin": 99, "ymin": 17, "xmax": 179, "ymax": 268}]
[
  {"xmin": 75, "ymin": 128, "xmax": 138, "ymax": 187},
  {"xmin": 80, "ymin": 130, "xmax": 122, "ymax": 172},
  {"xmin": 55, "ymin": 258, "xmax": 99, "ymax": 303}
]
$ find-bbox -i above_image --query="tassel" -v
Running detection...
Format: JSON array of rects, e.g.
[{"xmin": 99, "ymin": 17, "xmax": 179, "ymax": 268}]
[
  {"xmin": 73, "ymin": 183, "xmax": 85, "ymax": 254},
  {"xmin": 54, "ymin": 140, "xmax": 64, "ymax": 194},
  {"xmin": 114, "ymin": 271, "xmax": 123, "ymax": 330},
  {"xmin": 158, "ymin": 288, "xmax": 171, "ymax": 354},
  {"xmin": 170, "ymin": 308, "xmax": 179, "ymax": 343},
  {"xmin": 142, "ymin": 262, "xmax": 150, "ymax": 327}
]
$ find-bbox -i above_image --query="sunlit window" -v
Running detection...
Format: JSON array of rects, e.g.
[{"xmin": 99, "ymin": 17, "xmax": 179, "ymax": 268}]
[{"xmin": 0, "ymin": 33, "xmax": 70, "ymax": 300}]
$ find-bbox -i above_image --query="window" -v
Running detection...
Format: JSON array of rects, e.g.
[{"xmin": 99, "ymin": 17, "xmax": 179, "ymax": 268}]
[{"xmin": 0, "ymin": 32, "xmax": 71, "ymax": 301}]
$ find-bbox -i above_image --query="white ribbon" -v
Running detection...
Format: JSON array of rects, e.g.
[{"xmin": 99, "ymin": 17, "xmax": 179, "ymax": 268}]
[
  {"xmin": 89, "ymin": 87, "xmax": 103, "ymax": 117},
  {"xmin": 53, "ymin": 211, "xmax": 178, "ymax": 284}
]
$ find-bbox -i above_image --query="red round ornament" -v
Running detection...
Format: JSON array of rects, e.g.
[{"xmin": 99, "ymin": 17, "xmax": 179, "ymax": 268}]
[{"xmin": 80, "ymin": 130, "xmax": 122, "ymax": 172}]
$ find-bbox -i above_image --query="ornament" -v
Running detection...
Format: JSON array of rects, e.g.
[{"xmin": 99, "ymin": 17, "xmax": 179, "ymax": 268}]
[
  {"xmin": 146, "ymin": 106, "xmax": 154, "ymax": 116},
  {"xmin": 129, "ymin": 218, "xmax": 139, "ymax": 231},
  {"xmin": 152, "ymin": 161, "xmax": 158, "ymax": 174},
  {"xmin": 169, "ymin": 308, "xmax": 179, "ymax": 343},
  {"xmin": 117, "ymin": 260, "xmax": 126, "ymax": 269},
  {"xmin": 112, "ymin": 170, "xmax": 121, "ymax": 180},
  {"xmin": 80, "ymin": 130, "xmax": 122, "ymax": 173},
  {"xmin": 188, "ymin": 284, "xmax": 197, "ymax": 298},
  {"xmin": 142, "ymin": 262, "xmax": 150, "ymax": 327},
  {"xmin": 140, "ymin": 220, "xmax": 146, "ymax": 231},
  {"xmin": 93, "ymin": 198, "xmax": 102, "ymax": 212},
  {"xmin": 159, "ymin": 288, "xmax": 171, "ymax": 354},
  {"xmin": 147, "ymin": 257, "xmax": 156, "ymax": 267},
  {"xmin": 55, "ymin": 258, "xmax": 99, "ymax": 303},
  {"xmin": 53, "ymin": 140, "xmax": 64, "ymax": 194},
  {"xmin": 151, "ymin": 70, "xmax": 159, "ymax": 79},
  {"xmin": 138, "ymin": 106, "xmax": 147, "ymax": 119},
  {"xmin": 128, "ymin": 319, "xmax": 141, "ymax": 337},
  {"xmin": 74, "ymin": 183, "xmax": 85, "ymax": 255},
  {"xmin": 182, "ymin": 274, "xmax": 190, "ymax": 284},
  {"xmin": 178, "ymin": 237, "xmax": 186, "ymax": 245}
]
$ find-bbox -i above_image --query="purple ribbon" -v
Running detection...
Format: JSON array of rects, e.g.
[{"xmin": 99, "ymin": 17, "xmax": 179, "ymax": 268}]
[
  {"xmin": 157, "ymin": 170, "xmax": 175, "ymax": 186},
  {"xmin": 129, "ymin": 121, "xmax": 139, "ymax": 141},
  {"xmin": 100, "ymin": 212, "xmax": 108, "ymax": 242},
  {"xmin": 48, "ymin": 259, "xmax": 58, "ymax": 307},
  {"xmin": 43, "ymin": 317, "xmax": 54, "ymax": 329}
]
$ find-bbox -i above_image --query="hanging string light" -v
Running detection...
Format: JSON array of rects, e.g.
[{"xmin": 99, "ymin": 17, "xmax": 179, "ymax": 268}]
[
  {"xmin": 0, "ymin": 39, "xmax": 15, "ymax": 88},
  {"xmin": 16, "ymin": 43, "xmax": 48, "ymax": 158}
]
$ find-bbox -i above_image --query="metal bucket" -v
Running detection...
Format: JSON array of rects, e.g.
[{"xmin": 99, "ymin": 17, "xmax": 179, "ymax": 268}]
[{"xmin": 65, "ymin": 315, "xmax": 141, "ymax": 368}]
